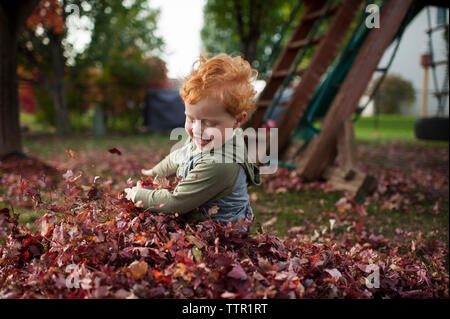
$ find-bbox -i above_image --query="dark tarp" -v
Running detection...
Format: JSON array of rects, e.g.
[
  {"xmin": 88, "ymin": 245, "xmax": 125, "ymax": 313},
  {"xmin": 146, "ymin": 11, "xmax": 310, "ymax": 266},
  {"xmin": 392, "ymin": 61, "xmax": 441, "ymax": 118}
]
[{"xmin": 143, "ymin": 88, "xmax": 186, "ymax": 131}]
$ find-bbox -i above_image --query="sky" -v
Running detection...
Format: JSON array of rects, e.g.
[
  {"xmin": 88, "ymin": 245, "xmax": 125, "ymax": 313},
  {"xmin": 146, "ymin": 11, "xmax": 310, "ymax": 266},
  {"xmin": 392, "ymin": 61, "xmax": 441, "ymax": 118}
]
[
  {"xmin": 374, "ymin": 6, "xmax": 448, "ymax": 116},
  {"xmin": 148, "ymin": 0, "xmax": 206, "ymax": 80},
  {"xmin": 66, "ymin": 0, "xmax": 206, "ymax": 79}
]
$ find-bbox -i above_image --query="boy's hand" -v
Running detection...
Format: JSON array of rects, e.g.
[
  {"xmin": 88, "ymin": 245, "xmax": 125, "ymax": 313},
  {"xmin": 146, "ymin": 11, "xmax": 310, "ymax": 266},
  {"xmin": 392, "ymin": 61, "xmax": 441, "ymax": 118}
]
[
  {"xmin": 141, "ymin": 169, "xmax": 154, "ymax": 176},
  {"xmin": 124, "ymin": 181, "xmax": 143, "ymax": 207}
]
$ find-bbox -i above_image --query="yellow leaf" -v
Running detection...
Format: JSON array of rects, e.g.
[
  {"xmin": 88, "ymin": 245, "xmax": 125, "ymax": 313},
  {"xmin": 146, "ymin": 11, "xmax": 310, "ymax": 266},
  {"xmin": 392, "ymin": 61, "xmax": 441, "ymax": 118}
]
[
  {"xmin": 186, "ymin": 235, "xmax": 206, "ymax": 249},
  {"xmin": 128, "ymin": 260, "xmax": 148, "ymax": 280}
]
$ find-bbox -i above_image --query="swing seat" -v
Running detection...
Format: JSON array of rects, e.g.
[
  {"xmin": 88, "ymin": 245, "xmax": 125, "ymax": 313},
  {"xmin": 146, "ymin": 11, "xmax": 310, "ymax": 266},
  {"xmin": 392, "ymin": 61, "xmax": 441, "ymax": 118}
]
[{"xmin": 415, "ymin": 117, "xmax": 449, "ymax": 141}]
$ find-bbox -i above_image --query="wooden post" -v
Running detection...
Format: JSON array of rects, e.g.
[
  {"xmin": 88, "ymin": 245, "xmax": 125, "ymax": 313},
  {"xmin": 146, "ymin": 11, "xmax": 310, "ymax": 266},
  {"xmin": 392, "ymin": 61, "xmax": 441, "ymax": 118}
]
[
  {"xmin": 421, "ymin": 67, "xmax": 428, "ymax": 117},
  {"xmin": 298, "ymin": 0, "xmax": 414, "ymax": 181},
  {"xmin": 322, "ymin": 119, "xmax": 377, "ymax": 200},
  {"xmin": 420, "ymin": 53, "xmax": 432, "ymax": 117}
]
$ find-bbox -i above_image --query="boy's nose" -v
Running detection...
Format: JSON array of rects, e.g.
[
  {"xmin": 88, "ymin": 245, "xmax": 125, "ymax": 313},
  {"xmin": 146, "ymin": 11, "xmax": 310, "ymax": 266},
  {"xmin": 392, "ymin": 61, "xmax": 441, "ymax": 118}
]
[{"xmin": 192, "ymin": 120, "xmax": 203, "ymax": 136}]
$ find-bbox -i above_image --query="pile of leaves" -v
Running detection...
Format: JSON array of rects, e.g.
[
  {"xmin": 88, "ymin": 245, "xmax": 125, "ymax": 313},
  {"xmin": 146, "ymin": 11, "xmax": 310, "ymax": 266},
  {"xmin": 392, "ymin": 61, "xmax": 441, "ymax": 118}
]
[{"xmin": 1, "ymin": 167, "xmax": 448, "ymax": 299}]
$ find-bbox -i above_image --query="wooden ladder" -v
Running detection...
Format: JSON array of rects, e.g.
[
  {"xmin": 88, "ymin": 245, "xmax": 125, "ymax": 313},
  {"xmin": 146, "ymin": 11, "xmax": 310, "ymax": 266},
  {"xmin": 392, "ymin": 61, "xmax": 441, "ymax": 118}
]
[
  {"xmin": 243, "ymin": 0, "xmax": 363, "ymax": 160},
  {"xmin": 244, "ymin": 0, "xmax": 334, "ymax": 130},
  {"xmin": 298, "ymin": 0, "xmax": 414, "ymax": 181}
]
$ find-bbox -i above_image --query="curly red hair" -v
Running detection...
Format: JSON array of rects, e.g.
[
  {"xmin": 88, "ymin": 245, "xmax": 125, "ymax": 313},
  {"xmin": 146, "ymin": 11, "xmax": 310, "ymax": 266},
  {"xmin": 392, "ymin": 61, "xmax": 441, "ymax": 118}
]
[{"xmin": 179, "ymin": 54, "xmax": 258, "ymax": 118}]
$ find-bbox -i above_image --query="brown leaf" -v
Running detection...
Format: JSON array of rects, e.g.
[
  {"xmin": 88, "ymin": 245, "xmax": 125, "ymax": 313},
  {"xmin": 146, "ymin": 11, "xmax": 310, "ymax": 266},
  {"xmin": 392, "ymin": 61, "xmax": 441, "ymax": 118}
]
[
  {"xmin": 128, "ymin": 260, "xmax": 148, "ymax": 280},
  {"xmin": 186, "ymin": 235, "xmax": 206, "ymax": 249},
  {"xmin": 262, "ymin": 217, "xmax": 277, "ymax": 227}
]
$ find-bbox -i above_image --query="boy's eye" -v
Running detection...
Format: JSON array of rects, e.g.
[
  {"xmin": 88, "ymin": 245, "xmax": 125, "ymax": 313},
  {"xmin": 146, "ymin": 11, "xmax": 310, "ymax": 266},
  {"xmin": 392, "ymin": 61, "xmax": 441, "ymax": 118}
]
[{"xmin": 186, "ymin": 117, "xmax": 214, "ymax": 127}]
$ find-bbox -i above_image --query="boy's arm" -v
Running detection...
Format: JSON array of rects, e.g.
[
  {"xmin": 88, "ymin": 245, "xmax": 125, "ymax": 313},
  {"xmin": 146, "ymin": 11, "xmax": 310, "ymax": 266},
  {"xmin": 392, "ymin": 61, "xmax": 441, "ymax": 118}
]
[
  {"xmin": 150, "ymin": 138, "xmax": 191, "ymax": 178},
  {"xmin": 151, "ymin": 152, "xmax": 178, "ymax": 178},
  {"xmin": 134, "ymin": 162, "xmax": 240, "ymax": 215},
  {"xmin": 152, "ymin": 143, "xmax": 188, "ymax": 178}
]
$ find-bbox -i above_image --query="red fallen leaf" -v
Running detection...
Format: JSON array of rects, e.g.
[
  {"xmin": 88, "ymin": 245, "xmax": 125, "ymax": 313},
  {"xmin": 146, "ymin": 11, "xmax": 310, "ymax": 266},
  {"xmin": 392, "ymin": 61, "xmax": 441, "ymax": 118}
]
[
  {"xmin": 108, "ymin": 148, "xmax": 122, "ymax": 155},
  {"xmin": 0, "ymin": 207, "xmax": 9, "ymax": 217},
  {"xmin": 161, "ymin": 237, "xmax": 175, "ymax": 250},
  {"xmin": 65, "ymin": 149, "xmax": 75, "ymax": 158},
  {"xmin": 152, "ymin": 269, "xmax": 171, "ymax": 283},
  {"xmin": 324, "ymin": 268, "xmax": 342, "ymax": 280},
  {"xmin": 40, "ymin": 217, "xmax": 52, "ymax": 237},
  {"xmin": 141, "ymin": 177, "xmax": 154, "ymax": 187},
  {"xmin": 21, "ymin": 182, "xmax": 33, "ymax": 195},
  {"xmin": 227, "ymin": 264, "xmax": 248, "ymax": 280}
]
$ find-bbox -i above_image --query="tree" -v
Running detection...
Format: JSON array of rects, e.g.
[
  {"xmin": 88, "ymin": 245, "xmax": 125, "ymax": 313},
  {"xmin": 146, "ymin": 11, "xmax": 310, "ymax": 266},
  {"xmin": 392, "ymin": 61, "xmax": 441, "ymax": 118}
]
[
  {"xmin": 18, "ymin": 0, "xmax": 164, "ymax": 133},
  {"xmin": 370, "ymin": 74, "xmax": 415, "ymax": 114},
  {"xmin": 23, "ymin": 0, "xmax": 70, "ymax": 134},
  {"xmin": 72, "ymin": 0, "xmax": 165, "ymax": 131},
  {"xmin": 201, "ymin": 0, "xmax": 302, "ymax": 74},
  {"xmin": 0, "ymin": 0, "xmax": 40, "ymax": 158}
]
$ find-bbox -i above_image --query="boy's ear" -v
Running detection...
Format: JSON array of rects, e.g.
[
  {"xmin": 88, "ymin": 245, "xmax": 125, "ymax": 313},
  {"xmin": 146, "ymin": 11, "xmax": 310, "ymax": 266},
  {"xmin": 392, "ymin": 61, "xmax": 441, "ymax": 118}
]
[{"xmin": 234, "ymin": 112, "xmax": 248, "ymax": 128}]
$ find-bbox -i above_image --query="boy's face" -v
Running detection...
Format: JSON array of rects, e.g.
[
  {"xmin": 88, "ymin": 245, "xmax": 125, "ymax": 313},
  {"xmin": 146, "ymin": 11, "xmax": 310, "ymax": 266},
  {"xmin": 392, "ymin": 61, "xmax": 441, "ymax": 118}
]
[{"xmin": 184, "ymin": 97, "xmax": 247, "ymax": 151}]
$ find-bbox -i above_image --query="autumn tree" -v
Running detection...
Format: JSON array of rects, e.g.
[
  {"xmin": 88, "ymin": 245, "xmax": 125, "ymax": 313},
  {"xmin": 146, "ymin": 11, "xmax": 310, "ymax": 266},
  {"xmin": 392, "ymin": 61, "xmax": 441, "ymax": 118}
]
[
  {"xmin": 72, "ymin": 0, "xmax": 164, "ymax": 131},
  {"xmin": 19, "ymin": 0, "xmax": 164, "ymax": 133},
  {"xmin": 0, "ymin": 0, "xmax": 40, "ymax": 158},
  {"xmin": 201, "ymin": 0, "xmax": 302, "ymax": 73},
  {"xmin": 370, "ymin": 74, "xmax": 416, "ymax": 114},
  {"xmin": 21, "ymin": 0, "xmax": 72, "ymax": 134}
]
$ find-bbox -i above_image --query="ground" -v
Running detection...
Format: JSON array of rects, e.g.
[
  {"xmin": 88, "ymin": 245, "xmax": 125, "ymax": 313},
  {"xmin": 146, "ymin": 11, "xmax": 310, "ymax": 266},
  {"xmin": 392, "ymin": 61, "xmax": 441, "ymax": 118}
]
[{"xmin": 0, "ymin": 115, "xmax": 448, "ymax": 298}]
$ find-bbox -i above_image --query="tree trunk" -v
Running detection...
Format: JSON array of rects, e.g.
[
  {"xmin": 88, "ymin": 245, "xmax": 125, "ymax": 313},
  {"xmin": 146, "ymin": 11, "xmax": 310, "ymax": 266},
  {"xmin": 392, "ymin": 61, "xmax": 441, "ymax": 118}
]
[
  {"xmin": 241, "ymin": 38, "xmax": 258, "ymax": 65},
  {"xmin": 0, "ymin": 0, "xmax": 40, "ymax": 158},
  {"xmin": 48, "ymin": 31, "xmax": 71, "ymax": 135},
  {"xmin": 233, "ymin": 0, "xmax": 260, "ymax": 65},
  {"xmin": 0, "ymin": 19, "xmax": 22, "ymax": 158}
]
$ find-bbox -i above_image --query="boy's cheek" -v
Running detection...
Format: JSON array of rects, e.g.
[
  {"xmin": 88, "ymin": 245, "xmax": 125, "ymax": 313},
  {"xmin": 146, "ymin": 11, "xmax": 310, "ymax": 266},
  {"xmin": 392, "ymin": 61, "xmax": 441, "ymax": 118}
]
[
  {"xmin": 204, "ymin": 127, "xmax": 222, "ymax": 142},
  {"xmin": 185, "ymin": 123, "xmax": 193, "ymax": 137}
]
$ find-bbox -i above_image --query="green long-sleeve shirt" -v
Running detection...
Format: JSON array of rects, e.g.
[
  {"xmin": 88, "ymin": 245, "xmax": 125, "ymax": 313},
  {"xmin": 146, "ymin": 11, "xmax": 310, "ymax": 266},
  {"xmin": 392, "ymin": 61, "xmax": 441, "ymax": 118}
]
[{"xmin": 134, "ymin": 129, "xmax": 261, "ymax": 216}]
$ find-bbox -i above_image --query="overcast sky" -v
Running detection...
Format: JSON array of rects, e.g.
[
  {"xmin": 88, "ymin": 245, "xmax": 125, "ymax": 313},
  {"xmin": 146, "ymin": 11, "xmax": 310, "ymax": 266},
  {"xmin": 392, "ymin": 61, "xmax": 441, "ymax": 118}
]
[
  {"xmin": 377, "ymin": 6, "xmax": 448, "ymax": 115},
  {"xmin": 148, "ymin": 0, "xmax": 206, "ymax": 80}
]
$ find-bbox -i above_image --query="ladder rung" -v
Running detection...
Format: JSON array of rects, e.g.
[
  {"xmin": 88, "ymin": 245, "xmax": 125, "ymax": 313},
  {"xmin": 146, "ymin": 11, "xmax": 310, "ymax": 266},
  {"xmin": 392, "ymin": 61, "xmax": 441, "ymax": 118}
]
[
  {"xmin": 426, "ymin": 24, "xmax": 449, "ymax": 34},
  {"xmin": 302, "ymin": 4, "xmax": 340, "ymax": 22},
  {"xmin": 258, "ymin": 100, "xmax": 289, "ymax": 107},
  {"xmin": 289, "ymin": 35, "xmax": 323, "ymax": 50},
  {"xmin": 271, "ymin": 67, "xmax": 306, "ymax": 78},
  {"xmin": 434, "ymin": 91, "xmax": 449, "ymax": 96},
  {"xmin": 433, "ymin": 60, "xmax": 448, "ymax": 66}
]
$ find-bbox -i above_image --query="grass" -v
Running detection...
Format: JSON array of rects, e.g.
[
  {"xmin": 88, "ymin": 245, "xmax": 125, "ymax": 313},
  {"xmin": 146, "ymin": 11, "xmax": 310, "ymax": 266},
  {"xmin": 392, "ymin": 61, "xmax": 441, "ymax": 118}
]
[
  {"xmin": 353, "ymin": 115, "xmax": 449, "ymax": 148},
  {"xmin": 307, "ymin": 114, "xmax": 449, "ymax": 147},
  {"xmin": 353, "ymin": 114, "xmax": 417, "ymax": 141},
  {"xmin": 22, "ymin": 131, "xmax": 173, "ymax": 158},
  {"xmin": 250, "ymin": 187, "xmax": 449, "ymax": 242}
]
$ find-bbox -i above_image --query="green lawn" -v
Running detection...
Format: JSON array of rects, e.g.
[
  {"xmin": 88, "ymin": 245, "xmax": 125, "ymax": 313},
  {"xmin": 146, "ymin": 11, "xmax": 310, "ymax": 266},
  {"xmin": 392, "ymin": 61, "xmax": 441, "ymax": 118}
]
[
  {"xmin": 353, "ymin": 115, "xmax": 448, "ymax": 146},
  {"xmin": 22, "ymin": 131, "xmax": 174, "ymax": 157},
  {"xmin": 302, "ymin": 114, "xmax": 448, "ymax": 146},
  {"xmin": 354, "ymin": 115, "xmax": 416, "ymax": 140},
  {"xmin": 249, "ymin": 187, "xmax": 449, "ymax": 243}
]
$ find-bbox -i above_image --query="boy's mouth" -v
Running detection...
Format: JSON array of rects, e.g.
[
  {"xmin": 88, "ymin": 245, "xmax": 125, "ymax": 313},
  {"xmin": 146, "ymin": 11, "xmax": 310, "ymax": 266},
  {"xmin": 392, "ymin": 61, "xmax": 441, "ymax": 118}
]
[{"xmin": 194, "ymin": 135, "xmax": 212, "ymax": 147}]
